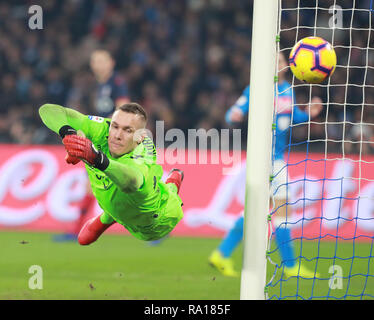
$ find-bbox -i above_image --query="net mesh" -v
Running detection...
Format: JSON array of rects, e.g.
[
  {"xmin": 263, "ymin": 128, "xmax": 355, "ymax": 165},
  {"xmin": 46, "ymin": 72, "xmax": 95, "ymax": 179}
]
[{"xmin": 266, "ymin": 0, "xmax": 374, "ymax": 300}]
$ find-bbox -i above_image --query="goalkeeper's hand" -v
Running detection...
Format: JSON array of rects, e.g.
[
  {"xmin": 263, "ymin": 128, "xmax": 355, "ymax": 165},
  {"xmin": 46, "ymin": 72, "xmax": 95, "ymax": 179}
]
[
  {"xmin": 59, "ymin": 125, "xmax": 81, "ymax": 166},
  {"xmin": 65, "ymin": 154, "xmax": 81, "ymax": 165},
  {"xmin": 62, "ymin": 135, "xmax": 109, "ymax": 171}
]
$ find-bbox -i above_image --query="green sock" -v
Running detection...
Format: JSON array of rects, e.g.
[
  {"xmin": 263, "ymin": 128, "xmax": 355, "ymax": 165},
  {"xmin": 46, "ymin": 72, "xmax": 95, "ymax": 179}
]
[
  {"xmin": 167, "ymin": 183, "xmax": 178, "ymax": 194},
  {"xmin": 100, "ymin": 212, "xmax": 115, "ymax": 225}
]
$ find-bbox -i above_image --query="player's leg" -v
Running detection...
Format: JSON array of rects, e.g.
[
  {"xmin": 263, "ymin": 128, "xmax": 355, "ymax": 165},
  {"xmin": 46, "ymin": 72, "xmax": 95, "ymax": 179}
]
[
  {"xmin": 273, "ymin": 200, "xmax": 318, "ymax": 278},
  {"xmin": 53, "ymin": 178, "xmax": 96, "ymax": 242},
  {"xmin": 271, "ymin": 160, "xmax": 297, "ymax": 270},
  {"xmin": 165, "ymin": 168, "xmax": 184, "ymax": 194},
  {"xmin": 209, "ymin": 215, "xmax": 243, "ymax": 277},
  {"xmin": 148, "ymin": 168, "xmax": 184, "ymax": 245},
  {"xmin": 74, "ymin": 181, "xmax": 96, "ymax": 234},
  {"xmin": 272, "ymin": 160, "xmax": 318, "ymax": 278},
  {"xmin": 78, "ymin": 211, "xmax": 116, "ymax": 245},
  {"xmin": 272, "ymin": 199, "xmax": 296, "ymax": 268},
  {"xmin": 218, "ymin": 216, "xmax": 244, "ymax": 258}
]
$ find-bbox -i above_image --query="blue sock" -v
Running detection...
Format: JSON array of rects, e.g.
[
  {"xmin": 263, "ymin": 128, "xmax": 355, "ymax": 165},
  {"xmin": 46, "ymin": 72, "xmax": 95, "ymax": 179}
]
[
  {"xmin": 275, "ymin": 226, "xmax": 295, "ymax": 268},
  {"xmin": 218, "ymin": 216, "xmax": 244, "ymax": 258}
]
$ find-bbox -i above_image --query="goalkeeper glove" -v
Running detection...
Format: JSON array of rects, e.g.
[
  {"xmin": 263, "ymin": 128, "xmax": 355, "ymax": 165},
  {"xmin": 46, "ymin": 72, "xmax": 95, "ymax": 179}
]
[
  {"xmin": 65, "ymin": 154, "xmax": 81, "ymax": 165},
  {"xmin": 62, "ymin": 135, "xmax": 109, "ymax": 171},
  {"xmin": 59, "ymin": 125, "xmax": 81, "ymax": 165}
]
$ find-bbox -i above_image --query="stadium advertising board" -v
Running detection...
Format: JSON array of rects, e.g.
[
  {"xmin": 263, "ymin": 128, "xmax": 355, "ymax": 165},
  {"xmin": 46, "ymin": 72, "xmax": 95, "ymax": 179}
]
[{"xmin": 0, "ymin": 145, "xmax": 373, "ymax": 241}]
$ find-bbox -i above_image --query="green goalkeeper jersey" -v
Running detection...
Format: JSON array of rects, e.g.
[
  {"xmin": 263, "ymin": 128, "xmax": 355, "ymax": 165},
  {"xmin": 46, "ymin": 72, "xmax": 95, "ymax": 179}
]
[{"xmin": 39, "ymin": 104, "xmax": 183, "ymax": 241}]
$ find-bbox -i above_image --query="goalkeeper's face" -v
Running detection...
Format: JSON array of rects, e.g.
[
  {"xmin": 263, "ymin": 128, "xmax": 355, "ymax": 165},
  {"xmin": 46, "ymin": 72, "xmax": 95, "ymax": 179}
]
[{"xmin": 108, "ymin": 110, "xmax": 146, "ymax": 157}]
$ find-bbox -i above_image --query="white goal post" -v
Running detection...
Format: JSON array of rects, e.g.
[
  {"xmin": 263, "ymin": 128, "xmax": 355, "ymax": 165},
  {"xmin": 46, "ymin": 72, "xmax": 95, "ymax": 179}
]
[
  {"xmin": 241, "ymin": 0, "xmax": 374, "ymax": 301},
  {"xmin": 240, "ymin": 0, "xmax": 278, "ymax": 300}
]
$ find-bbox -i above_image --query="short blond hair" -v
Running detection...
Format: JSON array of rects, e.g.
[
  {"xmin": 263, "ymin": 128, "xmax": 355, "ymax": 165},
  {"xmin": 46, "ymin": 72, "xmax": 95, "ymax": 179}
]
[{"xmin": 117, "ymin": 103, "xmax": 147, "ymax": 123}]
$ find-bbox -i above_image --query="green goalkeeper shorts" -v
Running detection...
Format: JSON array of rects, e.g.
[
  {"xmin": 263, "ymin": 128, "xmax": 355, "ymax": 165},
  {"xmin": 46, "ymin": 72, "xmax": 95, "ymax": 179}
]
[{"xmin": 122, "ymin": 184, "xmax": 183, "ymax": 241}]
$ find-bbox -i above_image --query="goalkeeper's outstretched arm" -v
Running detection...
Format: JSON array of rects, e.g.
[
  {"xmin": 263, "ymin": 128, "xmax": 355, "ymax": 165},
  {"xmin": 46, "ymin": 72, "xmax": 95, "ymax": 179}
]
[
  {"xmin": 39, "ymin": 103, "xmax": 144, "ymax": 193},
  {"xmin": 39, "ymin": 103, "xmax": 87, "ymax": 137},
  {"xmin": 104, "ymin": 160, "xmax": 144, "ymax": 193}
]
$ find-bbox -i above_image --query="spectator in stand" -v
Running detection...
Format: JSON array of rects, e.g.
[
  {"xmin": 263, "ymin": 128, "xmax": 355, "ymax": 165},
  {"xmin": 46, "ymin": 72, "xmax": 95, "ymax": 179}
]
[
  {"xmin": 0, "ymin": 0, "xmax": 370, "ymax": 155},
  {"xmin": 89, "ymin": 49, "xmax": 130, "ymax": 117}
]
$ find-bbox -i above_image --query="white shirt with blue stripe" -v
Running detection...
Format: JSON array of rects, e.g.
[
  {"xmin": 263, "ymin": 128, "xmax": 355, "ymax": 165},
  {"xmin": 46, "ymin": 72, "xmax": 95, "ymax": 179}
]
[{"xmin": 225, "ymin": 81, "xmax": 309, "ymax": 160}]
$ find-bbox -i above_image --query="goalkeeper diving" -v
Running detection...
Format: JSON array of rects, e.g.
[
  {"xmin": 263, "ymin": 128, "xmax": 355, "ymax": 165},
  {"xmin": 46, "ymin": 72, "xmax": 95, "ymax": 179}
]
[{"xmin": 39, "ymin": 102, "xmax": 184, "ymax": 244}]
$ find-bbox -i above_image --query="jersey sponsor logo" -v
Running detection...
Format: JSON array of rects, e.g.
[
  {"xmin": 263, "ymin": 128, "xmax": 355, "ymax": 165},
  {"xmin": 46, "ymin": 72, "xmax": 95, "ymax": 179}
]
[
  {"xmin": 88, "ymin": 115, "xmax": 104, "ymax": 123},
  {"xmin": 95, "ymin": 173, "xmax": 111, "ymax": 190},
  {"xmin": 130, "ymin": 155, "xmax": 143, "ymax": 159},
  {"xmin": 142, "ymin": 137, "xmax": 157, "ymax": 157}
]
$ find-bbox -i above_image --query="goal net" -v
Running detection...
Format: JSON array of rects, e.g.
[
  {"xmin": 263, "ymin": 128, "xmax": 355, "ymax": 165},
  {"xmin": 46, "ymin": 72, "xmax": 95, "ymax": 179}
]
[{"xmin": 266, "ymin": 0, "xmax": 374, "ymax": 299}]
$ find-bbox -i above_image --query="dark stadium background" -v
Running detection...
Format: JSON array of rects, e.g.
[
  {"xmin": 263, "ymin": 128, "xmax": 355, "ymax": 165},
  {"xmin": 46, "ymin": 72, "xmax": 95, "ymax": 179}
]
[
  {"xmin": 0, "ymin": 0, "xmax": 373, "ymax": 302},
  {"xmin": 0, "ymin": 0, "xmax": 372, "ymax": 154}
]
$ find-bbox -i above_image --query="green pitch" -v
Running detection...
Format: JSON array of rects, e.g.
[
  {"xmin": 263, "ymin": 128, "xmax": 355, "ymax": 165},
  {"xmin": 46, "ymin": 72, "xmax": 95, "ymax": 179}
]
[
  {"xmin": 0, "ymin": 231, "xmax": 241, "ymax": 300},
  {"xmin": 0, "ymin": 231, "xmax": 373, "ymax": 300},
  {"xmin": 266, "ymin": 238, "xmax": 374, "ymax": 300}
]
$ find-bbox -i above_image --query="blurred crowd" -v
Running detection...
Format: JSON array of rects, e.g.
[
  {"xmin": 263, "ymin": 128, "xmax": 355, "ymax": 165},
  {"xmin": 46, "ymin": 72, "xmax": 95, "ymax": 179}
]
[{"xmin": 0, "ymin": 0, "xmax": 373, "ymax": 154}]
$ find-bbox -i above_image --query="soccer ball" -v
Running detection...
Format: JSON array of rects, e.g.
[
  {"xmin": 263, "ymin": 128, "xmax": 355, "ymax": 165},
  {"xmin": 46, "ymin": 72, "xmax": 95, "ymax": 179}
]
[{"xmin": 289, "ymin": 36, "xmax": 337, "ymax": 84}]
